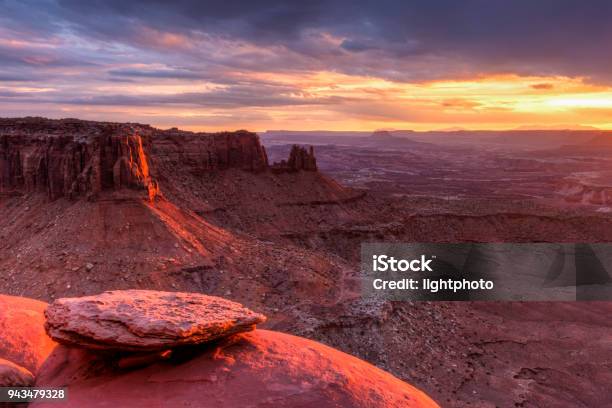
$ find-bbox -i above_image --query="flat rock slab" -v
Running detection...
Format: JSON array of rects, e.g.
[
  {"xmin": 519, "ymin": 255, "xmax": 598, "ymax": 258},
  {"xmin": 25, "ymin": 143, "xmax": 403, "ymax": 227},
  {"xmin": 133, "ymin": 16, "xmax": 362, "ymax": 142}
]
[{"xmin": 45, "ymin": 290, "xmax": 266, "ymax": 351}]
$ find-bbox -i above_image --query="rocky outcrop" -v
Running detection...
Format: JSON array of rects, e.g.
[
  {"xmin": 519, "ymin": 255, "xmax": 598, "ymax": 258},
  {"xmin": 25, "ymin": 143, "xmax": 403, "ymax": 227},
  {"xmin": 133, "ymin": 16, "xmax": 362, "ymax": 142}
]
[
  {"xmin": 0, "ymin": 295, "xmax": 56, "ymax": 374},
  {"xmin": 151, "ymin": 129, "xmax": 269, "ymax": 174},
  {"xmin": 45, "ymin": 290, "xmax": 266, "ymax": 351},
  {"xmin": 31, "ymin": 290, "xmax": 438, "ymax": 407},
  {"xmin": 271, "ymin": 144, "xmax": 317, "ymax": 172},
  {"xmin": 0, "ymin": 118, "xmax": 158, "ymax": 200},
  {"xmin": 1, "ymin": 118, "xmax": 316, "ymax": 201},
  {"xmin": 288, "ymin": 145, "xmax": 317, "ymax": 171},
  {"xmin": 34, "ymin": 329, "xmax": 438, "ymax": 408},
  {"xmin": 0, "ymin": 358, "xmax": 34, "ymax": 387}
]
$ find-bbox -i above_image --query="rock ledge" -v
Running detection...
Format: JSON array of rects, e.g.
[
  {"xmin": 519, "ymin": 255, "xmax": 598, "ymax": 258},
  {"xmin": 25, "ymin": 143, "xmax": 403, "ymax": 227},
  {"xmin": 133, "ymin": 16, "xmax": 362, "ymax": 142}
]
[{"xmin": 45, "ymin": 290, "xmax": 266, "ymax": 351}]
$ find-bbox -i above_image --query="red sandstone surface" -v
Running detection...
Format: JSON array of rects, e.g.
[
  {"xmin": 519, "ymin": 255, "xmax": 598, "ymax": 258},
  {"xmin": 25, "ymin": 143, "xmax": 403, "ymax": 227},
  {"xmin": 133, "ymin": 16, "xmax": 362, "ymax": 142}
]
[
  {"xmin": 0, "ymin": 295, "xmax": 56, "ymax": 374},
  {"xmin": 34, "ymin": 329, "xmax": 438, "ymax": 408}
]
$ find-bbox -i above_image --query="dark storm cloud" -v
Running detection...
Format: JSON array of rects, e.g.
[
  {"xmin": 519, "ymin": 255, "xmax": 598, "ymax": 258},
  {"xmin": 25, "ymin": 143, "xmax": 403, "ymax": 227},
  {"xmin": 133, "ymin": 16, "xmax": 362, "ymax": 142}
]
[
  {"xmin": 0, "ymin": 74, "xmax": 34, "ymax": 82},
  {"xmin": 2, "ymin": 0, "xmax": 605, "ymax": 81},
  {"xmin": 1, "ymin": 0, "xmax": 612, "ymax": 122},
  {"xmin": 53, "ymin": 0, "xmax": 330, "ymax": 43},
  {"xmin": 2, "ymin": 0, "xmax": 612, "ymax": 82},
  {"xmin": 108, "ymin": 68, "xmax": 207, "ymax": 80}
]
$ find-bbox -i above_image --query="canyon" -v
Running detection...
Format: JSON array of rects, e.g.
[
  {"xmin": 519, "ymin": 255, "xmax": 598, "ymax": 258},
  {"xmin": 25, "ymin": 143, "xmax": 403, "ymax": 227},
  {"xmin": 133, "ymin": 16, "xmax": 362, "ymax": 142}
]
[{"xmin": 1, "ymin": 118, "xmax": 611, "ymax": 407}]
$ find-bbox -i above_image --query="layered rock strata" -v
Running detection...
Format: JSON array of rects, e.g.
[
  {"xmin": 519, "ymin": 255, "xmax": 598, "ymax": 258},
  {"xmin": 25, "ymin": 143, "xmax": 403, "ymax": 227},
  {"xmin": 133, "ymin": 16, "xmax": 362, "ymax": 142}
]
[{"xmin": 0, "ymin": 118, "xmax": 316, "ymax": 201}]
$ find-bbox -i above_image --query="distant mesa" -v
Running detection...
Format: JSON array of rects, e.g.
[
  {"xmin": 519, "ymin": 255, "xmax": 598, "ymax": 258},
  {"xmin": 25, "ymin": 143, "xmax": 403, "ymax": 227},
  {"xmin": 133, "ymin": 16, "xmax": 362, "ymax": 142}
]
[
  {"xmin": 435, "ymin": 126, "xmax": 466, "ymax": 132},
  {"xmin": 369, "ymin": 130, "xmax": 433, "ymax": 148},
  {"xmin": 371, "ymin": 130, "xmax": 394, "ymax": 138},
  {"xmin": 0, "ymin": 117, "xmax": 318, "ymax": 202},
  {"xmin": 513, "ymin": 124, "xmax": 600, "ymax": 131}
]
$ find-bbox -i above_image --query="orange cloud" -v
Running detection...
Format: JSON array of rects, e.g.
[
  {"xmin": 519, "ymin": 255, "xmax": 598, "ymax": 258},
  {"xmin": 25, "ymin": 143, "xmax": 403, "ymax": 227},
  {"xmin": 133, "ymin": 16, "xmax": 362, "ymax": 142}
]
[{"xmin": 531, "ymin": 83, "xmax": 554, "ymax": 90}]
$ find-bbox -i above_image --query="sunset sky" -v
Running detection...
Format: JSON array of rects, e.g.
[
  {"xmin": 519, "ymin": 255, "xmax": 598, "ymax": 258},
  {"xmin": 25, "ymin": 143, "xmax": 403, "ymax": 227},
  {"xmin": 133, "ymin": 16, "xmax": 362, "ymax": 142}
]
[{"xmin": 1, "ymin": 1, "xmax": 612, "ymax": 131}]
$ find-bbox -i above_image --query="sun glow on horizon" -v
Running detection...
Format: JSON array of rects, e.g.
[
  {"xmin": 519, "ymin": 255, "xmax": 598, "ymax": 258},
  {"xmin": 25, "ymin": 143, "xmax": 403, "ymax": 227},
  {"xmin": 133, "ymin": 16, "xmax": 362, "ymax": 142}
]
[{"xmin": 3, "ymin": 66, "xmax": 612, "ymax": 132}]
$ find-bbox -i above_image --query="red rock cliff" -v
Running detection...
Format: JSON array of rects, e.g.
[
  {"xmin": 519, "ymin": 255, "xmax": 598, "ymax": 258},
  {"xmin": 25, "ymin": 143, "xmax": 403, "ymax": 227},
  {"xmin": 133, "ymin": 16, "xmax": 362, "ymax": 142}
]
[
  {"xmin": 0, "ymin": 118, "xmax": 159, "ymax": 200},
  {"xmin": 0, "ymin": 118, "xmax": 277, "ymax": 201}
]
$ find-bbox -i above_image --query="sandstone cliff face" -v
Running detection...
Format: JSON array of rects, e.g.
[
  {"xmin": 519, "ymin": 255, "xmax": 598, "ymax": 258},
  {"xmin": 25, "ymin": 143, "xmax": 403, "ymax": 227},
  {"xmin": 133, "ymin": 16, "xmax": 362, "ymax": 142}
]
[
  {"xmin": 0, "ymin": 118, "xmax": 302, "ymax": 201},
  {"xmin": 149, "ymin": 129, "xmax": 269, "ymax": 177},
  {"xmin": 0, "ymin": 119, "xmax": 159, "ymax": 200}
]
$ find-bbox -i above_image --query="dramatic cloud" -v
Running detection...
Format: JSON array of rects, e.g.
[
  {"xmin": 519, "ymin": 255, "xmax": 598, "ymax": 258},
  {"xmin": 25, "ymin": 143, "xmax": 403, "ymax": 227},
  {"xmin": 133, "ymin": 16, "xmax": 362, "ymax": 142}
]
[{"xmin": 0, "ymin": 0, "xmax": 611, "ymax": 130}]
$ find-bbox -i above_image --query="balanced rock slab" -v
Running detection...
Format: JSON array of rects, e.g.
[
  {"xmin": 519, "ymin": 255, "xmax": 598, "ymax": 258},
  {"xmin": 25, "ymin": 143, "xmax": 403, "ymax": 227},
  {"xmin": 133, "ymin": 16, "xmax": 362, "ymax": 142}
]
[{"xmin": 45, "ymin": 290, "xmax": 266, "ymax": 351}]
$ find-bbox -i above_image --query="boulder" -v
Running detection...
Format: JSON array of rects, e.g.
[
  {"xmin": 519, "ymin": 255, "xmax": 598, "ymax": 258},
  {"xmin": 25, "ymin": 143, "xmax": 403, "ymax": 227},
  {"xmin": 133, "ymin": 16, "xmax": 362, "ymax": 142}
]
[
  {"xmin": 33, "ymin": 330, "xmax": 439, "ymax": 408},
  {"xmin": 0, "ymin": 295, "xmax": 56, "ymax": 373},
  {"xmin": 0, "ymin": 358, "xmax": 34, "ymax": 387},
  {"xmin": 45, "ymin": 290, "xmax": 266, "ymax": 351}
]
